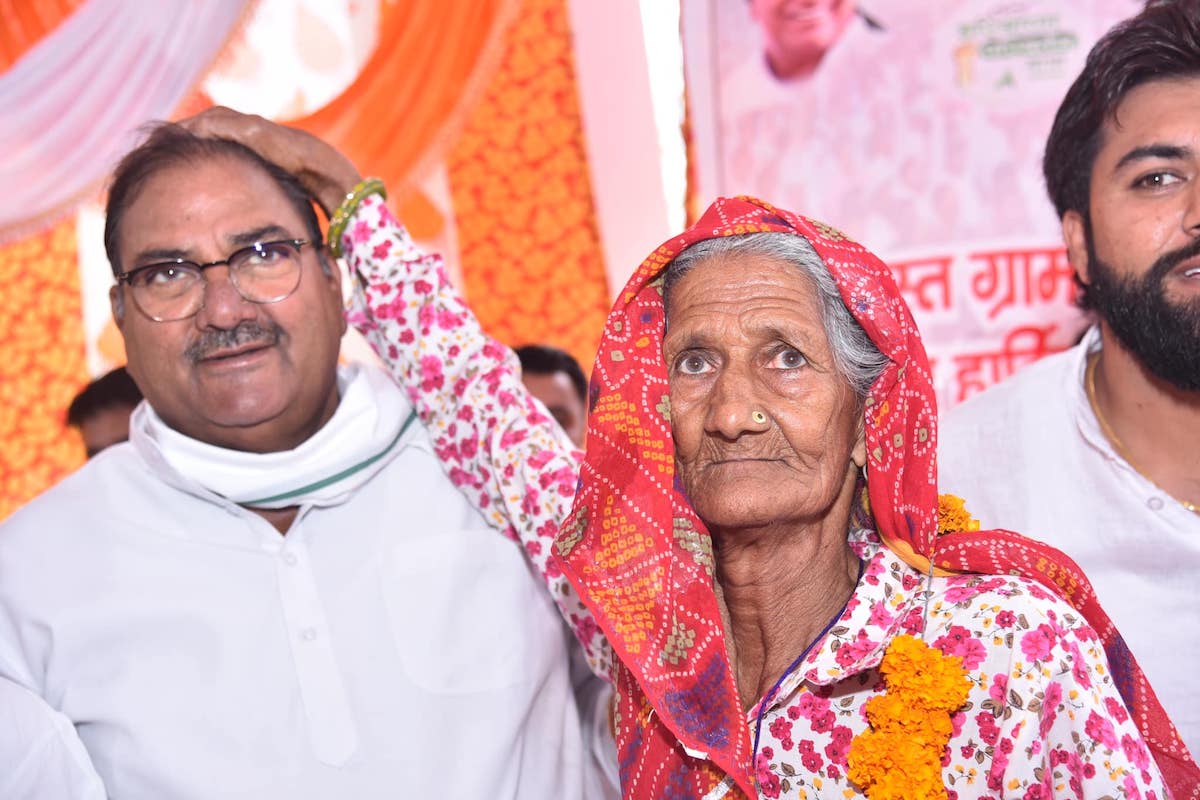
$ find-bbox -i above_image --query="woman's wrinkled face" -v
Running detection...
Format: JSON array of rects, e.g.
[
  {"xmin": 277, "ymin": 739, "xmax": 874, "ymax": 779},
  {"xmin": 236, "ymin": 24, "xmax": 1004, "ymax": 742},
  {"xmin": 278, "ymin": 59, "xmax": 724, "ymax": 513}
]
[{"xmin": 664, "ymin": 254, "xmax": 866, "ymax": 531}]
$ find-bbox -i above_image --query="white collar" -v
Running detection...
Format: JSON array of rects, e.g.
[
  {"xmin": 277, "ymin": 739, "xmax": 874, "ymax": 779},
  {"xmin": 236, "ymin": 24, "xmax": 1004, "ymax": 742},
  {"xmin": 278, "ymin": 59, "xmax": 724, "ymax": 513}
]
[{"xmin": 130, "ymin": 364, "xmax": 416, "ymax": 509}]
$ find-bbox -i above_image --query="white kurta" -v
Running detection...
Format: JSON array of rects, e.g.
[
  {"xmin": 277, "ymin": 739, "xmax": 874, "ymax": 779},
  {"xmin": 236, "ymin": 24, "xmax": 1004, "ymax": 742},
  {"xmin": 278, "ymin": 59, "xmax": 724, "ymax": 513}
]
[
  {"xmin": 939, "ymin": 325, "xmax": 1200, "ymax": 754},
  {"xmin": 1, "ymin": 676, "xmax": 104, "ymax": 799},
  {"xmin": 0, "ymin": 367, "xmax": 614, "ymax": 799}
]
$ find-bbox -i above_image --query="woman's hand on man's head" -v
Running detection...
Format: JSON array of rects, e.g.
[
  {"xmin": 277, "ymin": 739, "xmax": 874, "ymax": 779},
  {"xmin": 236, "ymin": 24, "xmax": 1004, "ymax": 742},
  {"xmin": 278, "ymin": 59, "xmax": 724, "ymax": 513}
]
[{"xmin": 177, "ymin": 106, "xmax": 362, "ymax": 218}]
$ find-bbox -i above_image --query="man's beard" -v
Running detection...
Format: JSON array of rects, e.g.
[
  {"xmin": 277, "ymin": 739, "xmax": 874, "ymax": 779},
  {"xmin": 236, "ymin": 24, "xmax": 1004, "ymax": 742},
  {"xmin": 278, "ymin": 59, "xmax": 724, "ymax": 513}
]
[{"xmin": 1086, "ymin": 232, "xmax": 1200, "ymax": 393}]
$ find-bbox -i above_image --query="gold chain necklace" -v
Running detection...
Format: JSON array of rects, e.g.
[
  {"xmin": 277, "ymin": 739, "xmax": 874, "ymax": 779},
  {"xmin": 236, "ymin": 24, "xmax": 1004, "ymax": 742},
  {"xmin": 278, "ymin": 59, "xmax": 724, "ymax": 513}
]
[{"xmin": 1085, "ymin": 352, "xmax": 1199, "ymax": 514}]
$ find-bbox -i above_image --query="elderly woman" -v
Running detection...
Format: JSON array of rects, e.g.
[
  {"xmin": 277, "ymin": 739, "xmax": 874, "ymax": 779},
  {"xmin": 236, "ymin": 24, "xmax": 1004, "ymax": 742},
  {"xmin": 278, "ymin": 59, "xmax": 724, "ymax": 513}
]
[
  {"xmin": 352, "ymin": 193, "xmax": 1192, "ymax": 798},
  {"xmin": 546, "ymin": 200, "xmax": 1199, "ymax": 799},
  {"xmin": 190, "ymin": 113, "xmax": 1194, "ymax": 798}
]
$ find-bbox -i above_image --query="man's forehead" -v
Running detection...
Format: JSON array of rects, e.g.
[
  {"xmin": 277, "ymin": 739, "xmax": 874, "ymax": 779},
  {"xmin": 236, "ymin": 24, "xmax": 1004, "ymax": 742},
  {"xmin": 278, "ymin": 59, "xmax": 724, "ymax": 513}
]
[
  {"xmin": 118, "ymin": 156, "xmax": 302, "ymax": 254},
  {"xmin": 128, "ymin": 153, "xmax": 288, "ymax": 209},
  {"xmin": 1105, "ymin": 77, "xmax": 1200, "ymax": 140},
  {"xmin": 524, "ymin": 371, "xmax": 584, "ymax": 402}
]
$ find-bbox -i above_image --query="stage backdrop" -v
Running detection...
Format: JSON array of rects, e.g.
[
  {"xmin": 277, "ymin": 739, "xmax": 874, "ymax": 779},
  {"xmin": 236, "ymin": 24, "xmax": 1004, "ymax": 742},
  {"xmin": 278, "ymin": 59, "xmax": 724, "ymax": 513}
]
[{"xmin": 684, "ymin": 0, "xmax": 1138, "ymax": 409}]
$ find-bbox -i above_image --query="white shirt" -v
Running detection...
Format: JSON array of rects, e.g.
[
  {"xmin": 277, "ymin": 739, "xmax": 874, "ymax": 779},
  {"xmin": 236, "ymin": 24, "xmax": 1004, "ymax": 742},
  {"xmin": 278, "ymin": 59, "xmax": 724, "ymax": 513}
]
[
  {"xmin": 1, "ymin": 677, "xmax": 104, "ymax": 799},
  {"xmin": 0, "ymin": 369, "xmax": 615, "ymax": 799},
  {"xmin": 939, "ymin": 325, "xmax": 1200, "ymax": 754}
]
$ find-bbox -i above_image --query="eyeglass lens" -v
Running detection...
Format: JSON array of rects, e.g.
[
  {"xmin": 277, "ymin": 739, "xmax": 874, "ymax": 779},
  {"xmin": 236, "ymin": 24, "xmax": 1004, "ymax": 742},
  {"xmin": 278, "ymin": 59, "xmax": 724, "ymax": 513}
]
[{"xmin": 126, "ymin": 240, "xmax": 305, "ymax": 322}]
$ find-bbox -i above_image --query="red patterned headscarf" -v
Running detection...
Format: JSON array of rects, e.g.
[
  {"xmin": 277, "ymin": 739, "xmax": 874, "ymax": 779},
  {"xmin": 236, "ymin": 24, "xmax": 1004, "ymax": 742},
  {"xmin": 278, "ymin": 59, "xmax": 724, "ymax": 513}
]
[{"xmin": 551, "ymin": 197, "xmax": 1197, "ymax": 798}]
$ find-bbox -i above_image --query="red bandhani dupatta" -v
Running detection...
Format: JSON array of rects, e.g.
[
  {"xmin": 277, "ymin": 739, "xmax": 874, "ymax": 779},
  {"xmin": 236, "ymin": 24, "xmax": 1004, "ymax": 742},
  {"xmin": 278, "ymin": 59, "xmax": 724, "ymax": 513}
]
[{"xmin": 551, "ymin": 197, "xmax": 1198, "ymax": 798}]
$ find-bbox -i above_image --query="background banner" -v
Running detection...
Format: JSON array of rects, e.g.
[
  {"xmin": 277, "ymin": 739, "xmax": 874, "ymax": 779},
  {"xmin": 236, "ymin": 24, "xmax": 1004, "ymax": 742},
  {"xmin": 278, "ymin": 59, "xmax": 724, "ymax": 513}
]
[{"xmin": 683, "ymin": 0, "xmax": 1138, "ymax": 408}]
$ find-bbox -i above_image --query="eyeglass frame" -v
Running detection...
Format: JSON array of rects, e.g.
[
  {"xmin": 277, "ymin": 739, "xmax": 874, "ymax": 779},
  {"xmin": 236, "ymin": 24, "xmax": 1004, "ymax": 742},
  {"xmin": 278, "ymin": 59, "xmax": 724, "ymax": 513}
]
[{"xmin": 114, "ymin": 238, "xmax": 316, "ymax": 322}]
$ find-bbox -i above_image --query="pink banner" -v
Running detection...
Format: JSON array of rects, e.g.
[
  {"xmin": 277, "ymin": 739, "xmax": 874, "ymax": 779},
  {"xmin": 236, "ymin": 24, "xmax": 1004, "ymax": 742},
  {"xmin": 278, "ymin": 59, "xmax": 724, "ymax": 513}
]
[{"xmin": 683, "ymin": 0, "xmax": 1139, "ymax": 408}]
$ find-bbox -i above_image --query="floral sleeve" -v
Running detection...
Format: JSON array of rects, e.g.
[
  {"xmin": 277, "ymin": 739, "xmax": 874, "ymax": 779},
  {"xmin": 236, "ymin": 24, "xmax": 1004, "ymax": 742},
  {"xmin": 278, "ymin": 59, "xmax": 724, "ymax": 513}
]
[
  {"xmin": 340, "ymin": 195, "xmax": 611, "ymax": 678},
  {"xmin": 973, "ymin": 596, "xmax": 1166, "ymax": 799}
]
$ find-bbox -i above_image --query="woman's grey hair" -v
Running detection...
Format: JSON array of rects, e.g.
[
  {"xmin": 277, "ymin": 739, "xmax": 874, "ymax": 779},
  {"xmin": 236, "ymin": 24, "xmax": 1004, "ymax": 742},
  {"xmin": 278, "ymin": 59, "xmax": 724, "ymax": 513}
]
[{"xmin": 662, "ymin": 232, "xmax": 889, "ymax": 399}]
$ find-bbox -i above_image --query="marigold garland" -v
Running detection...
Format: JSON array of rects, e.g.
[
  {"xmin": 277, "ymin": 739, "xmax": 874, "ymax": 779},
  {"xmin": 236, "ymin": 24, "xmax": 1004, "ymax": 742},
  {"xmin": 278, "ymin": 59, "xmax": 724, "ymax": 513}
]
[
  {"xmin": 846, "ymin": 494, "xmax": 978, "ymax": 797},
  {"xmin": 936, "ymin": 493, "xmax": 980, "ymax": 535},
  {"xmin": 847, "ymin": 634, "xmax": 971, "ymax": 800}
]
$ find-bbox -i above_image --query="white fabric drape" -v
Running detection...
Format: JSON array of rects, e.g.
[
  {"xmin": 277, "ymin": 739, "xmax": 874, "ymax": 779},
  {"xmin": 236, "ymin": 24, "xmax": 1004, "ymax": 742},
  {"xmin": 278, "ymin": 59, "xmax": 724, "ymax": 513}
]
[{"xmin": 0, "ymin": 0, "xmax": 250, "ymax": 242}]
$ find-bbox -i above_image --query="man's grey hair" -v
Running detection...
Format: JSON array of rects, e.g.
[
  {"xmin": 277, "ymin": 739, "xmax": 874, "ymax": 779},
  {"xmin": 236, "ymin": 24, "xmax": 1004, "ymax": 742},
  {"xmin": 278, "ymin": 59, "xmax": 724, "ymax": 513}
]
[{"xmin": 663, "ymin": 232, "xmax": 889, "ymax": 399}]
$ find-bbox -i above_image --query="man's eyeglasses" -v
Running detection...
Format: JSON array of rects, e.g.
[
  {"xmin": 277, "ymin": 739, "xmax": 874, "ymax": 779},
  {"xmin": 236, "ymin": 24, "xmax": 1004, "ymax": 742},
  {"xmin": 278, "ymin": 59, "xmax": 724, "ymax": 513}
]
[{"xmin": 115, "ymin": 239, "xmax": 313, "ymax": 322}]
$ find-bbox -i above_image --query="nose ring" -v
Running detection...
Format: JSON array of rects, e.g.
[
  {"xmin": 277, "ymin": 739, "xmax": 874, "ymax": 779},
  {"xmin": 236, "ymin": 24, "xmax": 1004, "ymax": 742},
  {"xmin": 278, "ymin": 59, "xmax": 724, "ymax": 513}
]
[{"xmin": 751, "ymin": 410, "xmax": 768, "ymax": 425}]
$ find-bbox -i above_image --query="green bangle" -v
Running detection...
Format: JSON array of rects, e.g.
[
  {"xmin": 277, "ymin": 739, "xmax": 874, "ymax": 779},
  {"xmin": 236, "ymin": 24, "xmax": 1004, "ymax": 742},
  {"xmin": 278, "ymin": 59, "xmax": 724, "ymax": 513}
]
[{"xmin": 326, "ymin": 177, "xmax": 387, "ymax": 258}]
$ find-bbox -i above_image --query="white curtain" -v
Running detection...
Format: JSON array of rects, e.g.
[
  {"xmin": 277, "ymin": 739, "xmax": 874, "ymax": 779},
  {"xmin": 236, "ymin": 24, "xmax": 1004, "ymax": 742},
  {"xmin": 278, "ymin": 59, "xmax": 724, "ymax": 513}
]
[{"xmin": 0, "ymin": 0, "xmax": 250, "ymax": 242}]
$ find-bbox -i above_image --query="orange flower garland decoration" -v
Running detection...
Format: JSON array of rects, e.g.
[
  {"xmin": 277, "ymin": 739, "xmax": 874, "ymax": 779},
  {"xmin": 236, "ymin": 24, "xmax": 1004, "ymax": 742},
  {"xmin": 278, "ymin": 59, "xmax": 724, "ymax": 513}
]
[
  {"xmin": 847, "ymin": 635, "xmax": 971, "ymax": 800},
  {"xmin": 937, "ymin": 493, "xmax": 981, "ymax": 535},
  {"xmin": 847, "ymin": 495, "xmax": 979, "ymax": 799}
]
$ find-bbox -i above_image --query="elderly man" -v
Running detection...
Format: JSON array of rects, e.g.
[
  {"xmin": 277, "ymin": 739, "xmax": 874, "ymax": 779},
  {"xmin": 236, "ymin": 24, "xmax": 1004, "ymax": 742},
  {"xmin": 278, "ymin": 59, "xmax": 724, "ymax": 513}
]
[
  {"xmin": 0, "ymin": 113, "xmax": 614, "ymax": 798},
  {"xmin": 940, "ymin": 1, "xmax": 1200, "ymax": 755}
]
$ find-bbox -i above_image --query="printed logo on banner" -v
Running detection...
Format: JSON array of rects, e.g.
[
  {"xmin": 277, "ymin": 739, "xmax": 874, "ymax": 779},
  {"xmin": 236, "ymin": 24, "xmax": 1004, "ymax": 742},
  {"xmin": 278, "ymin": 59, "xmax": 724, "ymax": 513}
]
[{"xmin": 946, "ymin": 4, "xmax": 1084, "ymax": 106}]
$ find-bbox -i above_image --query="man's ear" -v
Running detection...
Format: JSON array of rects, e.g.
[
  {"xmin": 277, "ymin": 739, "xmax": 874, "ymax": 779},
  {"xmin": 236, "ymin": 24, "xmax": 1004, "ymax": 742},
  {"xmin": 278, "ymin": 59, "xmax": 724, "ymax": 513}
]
[
  {"xmin": 319, "ymin": 250, "xmax": 348, "ymax": 336},
  {"xmin": 1062, "ymin": 210, "xmax": 1090, "ymax": 288},
  {"xmin": 110, "ymin": 284, "xmax": 126, "ymax": 326},
  {"xmin": 318, "ymin": 250, "xmax": 342, "ymax": 289}
]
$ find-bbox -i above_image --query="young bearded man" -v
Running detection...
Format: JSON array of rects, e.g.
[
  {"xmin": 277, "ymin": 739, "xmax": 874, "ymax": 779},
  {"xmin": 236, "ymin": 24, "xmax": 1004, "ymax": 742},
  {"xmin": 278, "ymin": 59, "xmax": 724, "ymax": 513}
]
[{"xmin": 940, "ymin": 0, "xmax": 1200, "ymax": 757}]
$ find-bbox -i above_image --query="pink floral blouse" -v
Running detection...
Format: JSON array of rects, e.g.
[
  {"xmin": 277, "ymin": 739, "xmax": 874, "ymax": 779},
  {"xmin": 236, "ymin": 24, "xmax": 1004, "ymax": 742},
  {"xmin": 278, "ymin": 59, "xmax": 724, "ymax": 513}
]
[
  {"xmin": 344, "ymin": 196, "xmax": 1167, "ymax": 799},
  {"xmin": 722, "ymin": 525, "xmax": 1167, "ymax": 800}
]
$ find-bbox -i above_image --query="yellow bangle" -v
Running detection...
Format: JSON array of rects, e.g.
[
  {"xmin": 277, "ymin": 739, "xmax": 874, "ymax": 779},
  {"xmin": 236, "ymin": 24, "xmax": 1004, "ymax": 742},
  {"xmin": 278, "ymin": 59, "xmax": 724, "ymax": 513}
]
[{"xmin": 326, "ymin": 177, "xmax": 387, "ymax": 258}]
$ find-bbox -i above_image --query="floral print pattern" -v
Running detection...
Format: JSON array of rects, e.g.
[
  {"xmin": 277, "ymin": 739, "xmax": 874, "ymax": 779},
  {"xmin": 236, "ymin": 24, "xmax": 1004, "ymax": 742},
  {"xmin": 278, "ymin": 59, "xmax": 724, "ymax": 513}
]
[
  {"xmin": 717, "ymin": 525, "xmax": 1166, "ymax": 799},
  {"xmin": 346, "ymin": 197, "xmax": 1167, "ymax": 798},
  {"xmin": 344, "ymin": 195, "xmax": 609, "ymax": 677}
]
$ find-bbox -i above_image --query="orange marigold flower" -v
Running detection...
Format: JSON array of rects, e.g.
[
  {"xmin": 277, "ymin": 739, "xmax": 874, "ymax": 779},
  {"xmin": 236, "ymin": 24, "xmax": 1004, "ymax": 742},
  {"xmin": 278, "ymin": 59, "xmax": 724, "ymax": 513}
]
[
  {"xmin": 879, "ymin": 634, "xmax": 972, "ymax": 712},
  {"xmin": 848, "ymin": 635, "xmax": 970, "ymax": 800},
  {"xmin": 937, "ymin": 493, "xmax": 981, "ymax": 535}
]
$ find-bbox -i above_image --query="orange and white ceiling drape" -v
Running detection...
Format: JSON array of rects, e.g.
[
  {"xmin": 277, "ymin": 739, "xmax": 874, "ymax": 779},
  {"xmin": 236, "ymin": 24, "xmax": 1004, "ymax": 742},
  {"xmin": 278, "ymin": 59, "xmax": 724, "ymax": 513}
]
[
  {"xmin": 0, "ymin": 0, "xmax": 82, "ymax": 68},
  {"xmin": 0, "ymin": 0, "xmax": 252, "ymax": 242}
]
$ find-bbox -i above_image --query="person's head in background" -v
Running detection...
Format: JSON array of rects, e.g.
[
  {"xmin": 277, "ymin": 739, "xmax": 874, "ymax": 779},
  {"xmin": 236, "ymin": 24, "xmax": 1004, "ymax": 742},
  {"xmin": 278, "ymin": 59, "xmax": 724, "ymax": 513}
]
[
  {"xmin": 749, "ymin": 0, "xmax": 857, "ymax": 81},
  {"xmin": 67, "ymin": 366, "xmax": 143, "ymax": 458},
  {"xmin": 1044, "ymin": 0, "xmax": 1200, "ymax": 393},
  {"xmin": 516, "ymin": 344, "xmax": 587, "ymax": 447}
]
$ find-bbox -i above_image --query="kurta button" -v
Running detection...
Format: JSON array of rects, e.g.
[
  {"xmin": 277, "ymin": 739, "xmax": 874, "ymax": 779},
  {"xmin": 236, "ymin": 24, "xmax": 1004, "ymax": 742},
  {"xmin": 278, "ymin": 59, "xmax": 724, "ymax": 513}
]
[
  {"xmin": 1147, "ymin": 497, "xmax": 1164, "ymax": 511},
  {"xmin": 282, "ymin": 552, "xmax": 298, "ymax": 566},
  {"xmin": 301, "ymin": 627, "xmax": 318, "ymax": 641}
]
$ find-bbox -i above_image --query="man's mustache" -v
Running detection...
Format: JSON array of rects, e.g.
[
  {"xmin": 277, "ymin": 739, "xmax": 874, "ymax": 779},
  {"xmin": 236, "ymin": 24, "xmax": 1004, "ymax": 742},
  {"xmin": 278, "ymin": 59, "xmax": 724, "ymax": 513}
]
[
  {"xmin": 186, "ymin": 321, "xmax": 282, "ymax": 362},
  {"xmin": 1147, "ymin": 234, "xmax": 1200, "ymax": 284}
]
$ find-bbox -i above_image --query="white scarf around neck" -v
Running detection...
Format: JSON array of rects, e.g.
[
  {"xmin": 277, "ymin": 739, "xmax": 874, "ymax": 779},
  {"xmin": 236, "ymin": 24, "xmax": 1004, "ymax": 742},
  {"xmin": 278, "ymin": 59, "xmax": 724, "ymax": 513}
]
[{"xmin": 131, "ymin": 363, "xmax": 416, "ymax": 509}]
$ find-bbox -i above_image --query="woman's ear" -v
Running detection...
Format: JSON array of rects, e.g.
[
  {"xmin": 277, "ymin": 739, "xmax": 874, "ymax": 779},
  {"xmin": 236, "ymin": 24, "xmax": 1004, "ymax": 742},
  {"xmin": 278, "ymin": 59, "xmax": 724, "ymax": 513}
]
[{"xmin": 851, "ymin": 416, "xmax": 867, "ymax": 470}]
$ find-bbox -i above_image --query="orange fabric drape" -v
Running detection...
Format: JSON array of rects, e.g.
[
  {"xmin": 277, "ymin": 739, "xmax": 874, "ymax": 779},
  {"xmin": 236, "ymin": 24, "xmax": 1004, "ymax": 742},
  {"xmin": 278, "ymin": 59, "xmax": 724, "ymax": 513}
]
[
  {"xmin": 1, "ymin": 0, "xmax": 516, "ymax": 240},
  {"xmin": 292, "ymin": 0, "xmax": 519, "ymax": 212},
  {"xmin": 0, "ymin": 0, "xmax": 84, "ymax": 71},
  {"xmin": 447, "ymin": 0, "xmax": 610, "ymax": 372},
  {"xmin": 0, "ymin": 218, "xmax": 87, "ymax": 519}
]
